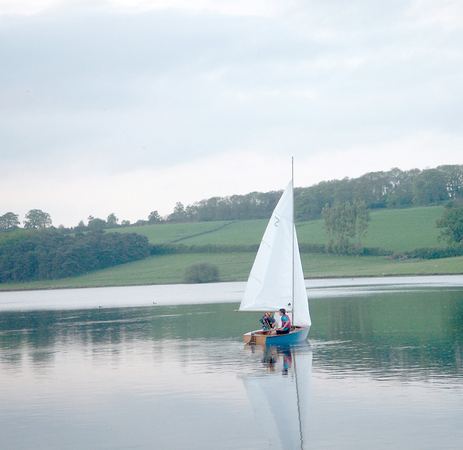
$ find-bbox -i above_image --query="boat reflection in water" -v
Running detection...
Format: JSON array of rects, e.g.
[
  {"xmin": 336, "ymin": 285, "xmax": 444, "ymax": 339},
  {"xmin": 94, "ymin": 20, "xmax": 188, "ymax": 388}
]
[{"xmin": 243, "ymin": 345, "xmax": 312, "ymax": 450}]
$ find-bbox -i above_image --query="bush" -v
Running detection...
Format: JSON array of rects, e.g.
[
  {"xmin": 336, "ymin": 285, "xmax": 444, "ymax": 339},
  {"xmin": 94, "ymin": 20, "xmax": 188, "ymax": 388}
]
[
  {"xmin": 151, "ymin": 244, "xmax": 259, "ymax": 255},
  {"xmin": 150, "ymin": 242, "xmax": 391, "ymax": 257},
  {"xmin": 394, "ymin": 246, "xmax": 463, "ymax": 260},
  {"xmin": 298, "ymin": 243, "xmax": 326, "ymax": 254},
  {"xmin": 356, "ymin": 247, "xmax": 393, "ymax": 256},
  {"xmin": 184, "ymin": 262, "xmax": 220, "ymax": 283}
]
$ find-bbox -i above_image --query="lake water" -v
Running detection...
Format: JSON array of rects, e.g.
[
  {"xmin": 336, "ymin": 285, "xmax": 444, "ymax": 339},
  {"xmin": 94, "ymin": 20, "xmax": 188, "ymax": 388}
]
[{"xmin": 0, "ymin": 276, "xmax": 462, "ymax": 449}]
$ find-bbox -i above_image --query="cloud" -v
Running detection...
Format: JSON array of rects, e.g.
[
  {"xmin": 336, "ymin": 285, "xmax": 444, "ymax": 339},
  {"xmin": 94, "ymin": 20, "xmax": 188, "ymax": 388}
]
[
  {"xmin": 108, "ymin": 0, "xmax": 281, "ymax": 17},
  {"xmin": 0, "ymin": 0, "xmax": 58, "ymax": 15},
  {"xmin": 406, "ymin": 0, "xmax": 463, "ymax": 31},
  {"xmin": 0, "ymin": 0, "xmax": 283, "ymax": 17},
  {"xmin": 0, "ymin": 1, "xmax": 462, "ymax": 225}
]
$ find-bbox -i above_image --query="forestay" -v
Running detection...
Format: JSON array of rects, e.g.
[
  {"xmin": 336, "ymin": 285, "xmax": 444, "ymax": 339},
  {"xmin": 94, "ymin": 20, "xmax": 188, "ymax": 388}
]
[{"xmin": 239, "ymin": 182, "xmax": 311, "ymax": 327}]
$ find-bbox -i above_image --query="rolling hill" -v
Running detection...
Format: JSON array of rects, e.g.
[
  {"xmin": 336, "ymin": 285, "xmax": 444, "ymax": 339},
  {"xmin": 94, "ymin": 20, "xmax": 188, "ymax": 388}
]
[
  {"xmin": 2, "ymin": 205, "xmax": 462, "ymax": 291},
  {"xmin": 112, "ymin": 205, "xmax": 445, "ymax": 252}
]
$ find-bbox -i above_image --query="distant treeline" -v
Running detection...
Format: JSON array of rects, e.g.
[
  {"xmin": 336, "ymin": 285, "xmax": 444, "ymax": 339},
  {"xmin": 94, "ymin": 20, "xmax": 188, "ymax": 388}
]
[
  {"xmin": 0, "ymin": 230, "xmax": 149, "ymax": 283},
  {"xmin": 2, "ymin": 165, "xmax": 462, "ymax": 230},
  {"xmin": 165, "ymin": 165, "xmax": 463, "ymax": 222}
]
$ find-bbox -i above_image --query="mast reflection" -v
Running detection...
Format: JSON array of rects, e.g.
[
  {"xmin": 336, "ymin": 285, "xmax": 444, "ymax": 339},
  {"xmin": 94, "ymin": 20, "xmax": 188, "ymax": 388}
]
[{"xmin": 243, "ymin": 345, "xmax": 312, "ymax": 450}]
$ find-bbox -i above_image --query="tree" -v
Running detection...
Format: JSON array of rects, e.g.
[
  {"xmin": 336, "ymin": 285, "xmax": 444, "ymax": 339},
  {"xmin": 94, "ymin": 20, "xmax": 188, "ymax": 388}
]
[
  {"xmin": 385, "ymin": 168, "xmax": 416, "ymax": 208},
  {"xmin": 439, "ymin": 165, "xmax": 463, "ymax": 200},
  {"xmin": 148, "ymin": 210, "xmax": 162, "ymax": 224},
  {"xmin": 106, "ymin": 213, "xmax": 119, "ymax": 227},
  {"xmin": 322, "ymin": 201, "xmax": 370, "ymax": 253},
  {"xmin": 87, "ymin": 216, "xmax": 106, "ymax": 230},
  {"xmin": 168, "ymin": 202, "xmax": 188, "ymax": 222},
  {"xmin": 24, "ymin": 209, "xmax": 52, "ymax": 229},
  {"xmin": 354, "ymin": 200, "xmax": 370, "ymax": 245},
  {"xmin": 0, "ymin": 212, "xmax": 20, "ymax": 231},
  {"xmin": 437, "ymin": 205, "xmax": 463, "ymax": 245},
  {"xmin": 121, "ymin": 220, "xmax": 131, "ymax": 226},
  {"xmin": 413, "ymin": 169, "xmax": 448, "ymax": 205},
  {"xmin": 75, "ymin": 220, "xmax": 86, "ymax": 230}
]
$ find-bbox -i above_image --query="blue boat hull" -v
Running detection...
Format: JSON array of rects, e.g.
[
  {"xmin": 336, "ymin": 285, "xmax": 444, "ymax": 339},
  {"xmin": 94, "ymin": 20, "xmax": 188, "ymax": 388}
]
[
  {"xmin": 243, "ymin": 327, "xmax": 310, "ymax": 346},
  {"xmin": 265, "ymin": 327, "xmax": 309, "ymax": 345}
]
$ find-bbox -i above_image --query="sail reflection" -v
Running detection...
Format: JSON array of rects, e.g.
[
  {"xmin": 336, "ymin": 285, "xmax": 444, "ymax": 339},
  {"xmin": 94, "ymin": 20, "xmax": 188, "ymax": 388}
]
[{"xmin": 243, "ymin": 346, "xmax": 312, "ymax": 450}]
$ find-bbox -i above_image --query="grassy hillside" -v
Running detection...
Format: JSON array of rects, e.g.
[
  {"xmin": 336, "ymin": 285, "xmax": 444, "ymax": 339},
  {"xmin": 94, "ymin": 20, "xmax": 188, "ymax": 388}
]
[
  {"xmin": 1, "ymin": 205, "xmax": 459, "ymax": 292},
  {"xmin": 1, "ymin": 252, "xmax": 462, "ymax": 291},
  {"xmin": 113, "ymin": 220, "xmax": 232, "ymax": 244},
  {"xmin": 298, "ymin": 206, "xmax": 445, "ymax": 251},
  {"xmin": 112, "ymin": 206, "xmax": 445, "ymax": 252}
]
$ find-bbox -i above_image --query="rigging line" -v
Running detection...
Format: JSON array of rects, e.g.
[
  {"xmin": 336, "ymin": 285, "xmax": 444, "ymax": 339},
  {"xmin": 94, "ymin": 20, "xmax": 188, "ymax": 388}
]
[{"xmin": 291, "ymin": 156, "xmax": 295, "ymax": 325}]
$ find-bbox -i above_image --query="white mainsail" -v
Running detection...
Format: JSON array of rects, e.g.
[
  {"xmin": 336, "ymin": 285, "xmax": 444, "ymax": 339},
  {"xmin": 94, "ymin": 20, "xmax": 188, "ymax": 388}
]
[{"xmin": 239, "ymin": 181, "xmax": 311, "ymax": 327}]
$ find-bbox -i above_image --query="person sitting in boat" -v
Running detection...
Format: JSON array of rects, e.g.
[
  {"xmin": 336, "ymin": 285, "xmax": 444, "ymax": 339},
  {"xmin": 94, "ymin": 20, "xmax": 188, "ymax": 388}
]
[
  {"xmin": 259, "ymin": 312, "xmax": 275, "ymax": 331},
  {"xmin": 275, "ymin": 308, "xmax": 292, "ymax": 335}
]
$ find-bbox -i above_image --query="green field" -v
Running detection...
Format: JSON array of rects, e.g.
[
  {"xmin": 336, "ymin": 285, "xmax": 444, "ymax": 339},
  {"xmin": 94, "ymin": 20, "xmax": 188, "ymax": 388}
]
[
  {"xmin": 1, "ymin": 251, "xmax": 462, "ymax": 292},
  {"xmin": 112, "ymin": 206, "xmax": 445, "ymax": 252},
  {"xmin": 113, "ymin": 221, "xmax": 232, "ymax": 245},
  {"xmin": 1, "ymin": 205, "xmax": 461, "ymax": 292}
]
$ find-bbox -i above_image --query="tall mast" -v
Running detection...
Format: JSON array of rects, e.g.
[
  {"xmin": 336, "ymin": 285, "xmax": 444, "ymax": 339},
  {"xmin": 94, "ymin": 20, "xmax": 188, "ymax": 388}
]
[{"xmin": 291, "ymin": 156, "xmax": 295, "ymax": 325}]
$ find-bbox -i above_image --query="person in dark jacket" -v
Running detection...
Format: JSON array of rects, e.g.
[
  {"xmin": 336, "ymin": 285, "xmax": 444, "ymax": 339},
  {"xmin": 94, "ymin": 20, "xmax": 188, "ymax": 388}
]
[{"xmin": 259, "ymin": 312, "xmax": 276, "ymax": 331}]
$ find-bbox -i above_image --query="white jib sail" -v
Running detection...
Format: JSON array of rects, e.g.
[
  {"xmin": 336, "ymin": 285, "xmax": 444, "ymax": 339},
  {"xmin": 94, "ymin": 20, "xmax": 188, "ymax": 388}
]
[{"xmin": 239, "ymin": 181, "xmax": 311, "ymax": 327}]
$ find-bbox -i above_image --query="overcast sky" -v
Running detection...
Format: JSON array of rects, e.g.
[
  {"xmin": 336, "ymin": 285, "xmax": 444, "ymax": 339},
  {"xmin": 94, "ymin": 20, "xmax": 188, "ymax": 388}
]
[{"xmin": 1, "ymin": 0, "xmax": 462, "ymax": 226}]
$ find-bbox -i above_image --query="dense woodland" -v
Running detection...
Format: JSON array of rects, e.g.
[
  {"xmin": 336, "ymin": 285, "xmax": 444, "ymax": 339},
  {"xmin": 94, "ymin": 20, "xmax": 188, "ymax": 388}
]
[
  {"xmin": 0, "ymin": 230, "xmax": 150, "ymax": 282},
  {"xmin": 171, "ymin": 165, "xmax": 463, "ymax": 222}
]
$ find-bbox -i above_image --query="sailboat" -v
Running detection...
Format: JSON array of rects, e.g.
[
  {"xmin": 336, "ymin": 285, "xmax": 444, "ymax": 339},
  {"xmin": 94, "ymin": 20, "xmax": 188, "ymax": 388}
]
[{"xmin": 240, "ymin": 159, "xmax": 311, "ymax": 345}]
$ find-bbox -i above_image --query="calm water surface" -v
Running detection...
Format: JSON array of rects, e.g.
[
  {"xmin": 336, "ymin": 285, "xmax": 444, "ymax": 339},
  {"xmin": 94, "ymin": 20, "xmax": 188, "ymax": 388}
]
[{"xmin": 0, "ymin": 279, "xmax": 462, "ymax": 449}]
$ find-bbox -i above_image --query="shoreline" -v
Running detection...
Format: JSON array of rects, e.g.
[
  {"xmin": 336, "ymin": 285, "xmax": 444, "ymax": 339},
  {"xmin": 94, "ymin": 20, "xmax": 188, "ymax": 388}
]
[
  {"xmin": 1, "ymin": 273, "xmax": 463, "ymax": 313},
  {"xmin": 1, "ymin": 271, "xmax": 463, "ymax": 293}
]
